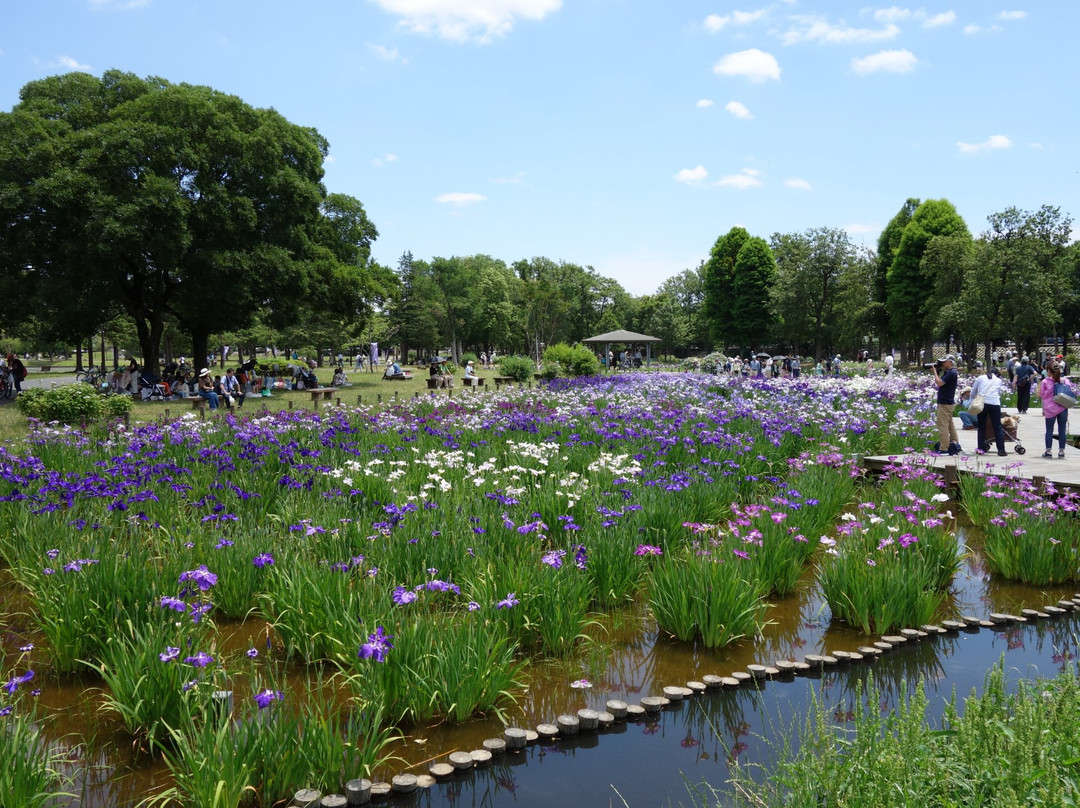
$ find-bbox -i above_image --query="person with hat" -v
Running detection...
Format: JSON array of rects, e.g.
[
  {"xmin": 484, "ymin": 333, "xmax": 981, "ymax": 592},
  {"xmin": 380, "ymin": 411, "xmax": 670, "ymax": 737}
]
[
  {"xmin": 931, "ymin": 355, "xmax": 962, "ymax": 455},
  {"xmin": 196, "ymin": 368, "xmax": 220, "ymax": 410},
  {"xmin": 464, "ymin": 359, "xmax": 479, "ymax": 385},
  {"xmin": 1012, "ymin": 355, "xmax": 1036, "ymax": 414}
]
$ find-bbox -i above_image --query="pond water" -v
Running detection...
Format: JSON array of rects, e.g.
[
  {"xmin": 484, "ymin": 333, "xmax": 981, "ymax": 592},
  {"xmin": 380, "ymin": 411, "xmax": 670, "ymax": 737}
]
[{"xmin": 12, "ymin": 522, "xmax": 1080, "ymax": 807}]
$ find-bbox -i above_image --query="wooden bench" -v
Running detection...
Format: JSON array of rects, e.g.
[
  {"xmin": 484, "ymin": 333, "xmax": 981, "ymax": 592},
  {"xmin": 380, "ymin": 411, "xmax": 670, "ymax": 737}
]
[
  {"xmin": 187, "ymin": 396, "xmax": 208, "ymax": 411},
  {"xmin": 308, "ymin": 387, "xmax": 339, "ymax": 402},
  {"xmin": 426, "ymin": 378, "xmax": 454, "ymax": 390},
  {"xmin": 463, "ymin": 376, "xmax": 485, "ymax": 388},
  {"xmin": 493, "ymin": 376, "xmax": 515, "ymax": 389}
]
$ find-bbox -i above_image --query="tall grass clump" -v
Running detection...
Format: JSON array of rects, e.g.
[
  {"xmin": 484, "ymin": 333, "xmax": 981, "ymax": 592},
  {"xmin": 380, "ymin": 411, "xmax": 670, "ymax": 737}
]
[
  {"xmin": 648, "ymin": 547, "xmax": 767, "ymax": 648},
  {"xmin": 819, "ymin": 492, "xmax": 959, "ymax": 633},
  {"xmin": 726, "ymin": 665, "xmax": 1080, "ymax": 807}
]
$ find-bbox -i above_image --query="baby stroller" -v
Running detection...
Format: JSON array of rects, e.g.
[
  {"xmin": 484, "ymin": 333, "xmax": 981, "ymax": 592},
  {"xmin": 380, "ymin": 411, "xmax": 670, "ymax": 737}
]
[
  {"xmin": 139, "ymin": 371, "xmax": 169, "ymax": 401},
  {"xmin": 297, "ymin": 366, "xmax": 319, "ymax": 390},
  {"xmin": 979, "ymin": 414, "xmax": 1026, "ymax": 455}
]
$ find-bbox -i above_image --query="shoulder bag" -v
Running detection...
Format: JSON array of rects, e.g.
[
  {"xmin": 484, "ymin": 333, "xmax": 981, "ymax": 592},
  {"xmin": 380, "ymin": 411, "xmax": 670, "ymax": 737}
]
[
  {"xmin": 967, "ymin": 393, "xmax": 985, "ymax": 415},
  {"xmin": 1053, "ymin": 382, "xmax": 1077, "ymax": 409}
]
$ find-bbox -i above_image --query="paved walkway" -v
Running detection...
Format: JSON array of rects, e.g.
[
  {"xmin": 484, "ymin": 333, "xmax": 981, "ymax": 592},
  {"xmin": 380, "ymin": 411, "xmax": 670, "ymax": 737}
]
[{"xmin": 866, "ymin": 407, "xmax": 1080, "ymax": 489}]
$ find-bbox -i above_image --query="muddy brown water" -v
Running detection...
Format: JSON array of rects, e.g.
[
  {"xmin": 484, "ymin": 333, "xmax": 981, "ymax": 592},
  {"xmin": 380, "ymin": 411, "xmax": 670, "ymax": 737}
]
[{"xmin": 4, "ymin": 525, "xmax": 1080, "ymax": 807}]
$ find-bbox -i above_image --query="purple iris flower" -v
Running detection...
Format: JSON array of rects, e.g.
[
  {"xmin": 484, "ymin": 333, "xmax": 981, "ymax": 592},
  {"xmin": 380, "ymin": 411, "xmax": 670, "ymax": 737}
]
[
  {"xmin": 159, "ymin": 646, "xmax": 180, "ymax": 663},
  {"xmin": 252, "ymin": 553, "xmax": 275, "ymax": 568},
  {"xmin": 253, "ymin": 689, "xmax": 284, "ymax": 709},
  {"xmin": 160, "ymin": 596, "xmax": 187, "ymax": 612},
  {"xmin": 392, "ymin": 586, "xmax": 418, "ymax": 606},
  {"xmin": 178, "ymin": 565, "xmax": 217, "ymax": 591},
  {"xmin": 495, "ymin": 593, "xmax": 519, "ymax": 609},
  {"xmin": 358, "ymin": 626, "xmax": 393, "ymax": 662},
  {"xmin": 184, "ymin": 652, "xmax": 214, "ymax": 668}
]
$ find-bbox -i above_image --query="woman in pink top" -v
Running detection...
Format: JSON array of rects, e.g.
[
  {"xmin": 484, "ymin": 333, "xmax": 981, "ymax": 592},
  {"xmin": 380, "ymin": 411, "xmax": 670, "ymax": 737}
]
[{"xmin": 1039, "ymin": 363, "xmax": 1076, "ymax": 458}]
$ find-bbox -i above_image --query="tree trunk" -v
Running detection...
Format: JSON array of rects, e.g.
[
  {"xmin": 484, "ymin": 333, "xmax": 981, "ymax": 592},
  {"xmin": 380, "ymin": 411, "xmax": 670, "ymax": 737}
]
[
  {"xmin": 190, "ymin": 330, "xmax": 210, "ymax": 377},
  {"xmin": 75, "ymin": 343, "xmax": 84, "ymax": 373}
]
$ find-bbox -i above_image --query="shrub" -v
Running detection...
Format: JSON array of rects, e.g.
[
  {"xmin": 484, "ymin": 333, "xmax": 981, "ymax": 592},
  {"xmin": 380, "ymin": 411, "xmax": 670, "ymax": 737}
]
[
  {"xmin": 700, "ymin": 352, "xmax": 725, "ymax": 374},
  {"xmin": 16, "ymin": 384, "xmax": 132, "ymax": 425},
  {"xmin": 540, "ymin": 343, "xmax": 601, "ymax": 379},
  {"xmin": 498, "ymin": 355, "xmax": 536, "ymax": 382}
]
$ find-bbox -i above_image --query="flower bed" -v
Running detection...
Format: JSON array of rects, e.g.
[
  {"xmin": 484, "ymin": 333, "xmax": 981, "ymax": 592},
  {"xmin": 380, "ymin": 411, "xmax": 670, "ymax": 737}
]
[{"xmin": 0, "ymin": 372, "xmax": 953, "ymax": 805}]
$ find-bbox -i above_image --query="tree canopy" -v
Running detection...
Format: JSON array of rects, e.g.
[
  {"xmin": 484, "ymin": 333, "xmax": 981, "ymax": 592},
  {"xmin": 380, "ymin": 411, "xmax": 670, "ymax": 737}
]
[{"xmin": 0, "ymin": 70, "xmax": 386, "ymax": 372}]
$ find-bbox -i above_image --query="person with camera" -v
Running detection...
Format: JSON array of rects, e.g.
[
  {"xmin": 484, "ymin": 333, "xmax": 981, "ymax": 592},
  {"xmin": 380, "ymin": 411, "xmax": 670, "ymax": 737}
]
[{"xmin": 931, "ymin": 355, "xmax": 962, "ymax": 455}]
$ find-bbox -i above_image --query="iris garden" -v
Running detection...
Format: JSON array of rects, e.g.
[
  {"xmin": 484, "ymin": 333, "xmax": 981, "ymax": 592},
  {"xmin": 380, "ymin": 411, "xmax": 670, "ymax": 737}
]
[{"xmin": 1, "ymin": 371, "xmax": 1078, "ymax": 806}]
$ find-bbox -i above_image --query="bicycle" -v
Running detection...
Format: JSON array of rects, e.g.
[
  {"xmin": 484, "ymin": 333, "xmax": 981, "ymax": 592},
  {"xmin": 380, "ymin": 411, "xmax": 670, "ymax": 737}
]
[
  {"xmin": 0, "ymin": 368, "xmax": 13, "ymax": 400},
  {"xmin": 76, "ymin": 366, "xmax": 105, "ymax": 387}
]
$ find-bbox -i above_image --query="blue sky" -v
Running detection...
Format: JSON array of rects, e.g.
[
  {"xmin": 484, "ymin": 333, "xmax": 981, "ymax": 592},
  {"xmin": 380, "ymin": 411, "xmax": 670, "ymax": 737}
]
[{"xmin": 4, "ymin": 1, "xmax": 1077, "ymax": 295}]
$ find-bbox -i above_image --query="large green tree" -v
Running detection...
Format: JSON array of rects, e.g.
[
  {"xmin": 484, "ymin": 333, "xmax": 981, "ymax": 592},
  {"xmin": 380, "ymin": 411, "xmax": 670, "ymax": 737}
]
[
  {"xmin": 728, "ymin": 236, "xmax": 777, "ymax": 349},
  {"xmin": 885, "ymin": 198, "xmax": 970, "ymax": 354},
  {"xmin": 770, "ymin": 227, "xmax": 856, "ymax": 360},
  {"xmin": 0, "ymin": 70, "xmax": 371, "ymax": 373},
  {"xmin": 874, "ymin": 199, "xmax": 920, "ymax": 348},
  {"xmin": 702, "ymin": 226, "xmax": 750, "ymax": 348}
]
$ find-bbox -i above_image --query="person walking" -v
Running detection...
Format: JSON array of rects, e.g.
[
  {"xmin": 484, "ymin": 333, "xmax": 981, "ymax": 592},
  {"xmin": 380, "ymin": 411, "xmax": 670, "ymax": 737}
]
[
  {"xmin": 1039, "ymin": 363, "xmax": 1076, "ymax": 458},
  {"xmin": 969, "ymin": 364, "xmax": 1007, "ymax": 456},
  {"xmin": 1012, "ymin": 355, "xmax": 1037, "ymax": 414},
  {"xmin": 931, "ymin": 355, "xmax": 962, "ymax": 455}
]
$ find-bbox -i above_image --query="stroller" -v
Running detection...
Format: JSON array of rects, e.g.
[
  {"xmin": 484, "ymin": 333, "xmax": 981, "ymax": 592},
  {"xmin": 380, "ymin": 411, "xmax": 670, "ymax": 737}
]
[
  {"xmin": 297, "ymin": 366, "xmax": 319, "ymax": 390},
  {"xmin": 978, "ymin": 414, "xmax": 1026, "ymax": 455},
  {"xmin": 139, "ymin": 371, "xmax": 169, "ymax": 401}
]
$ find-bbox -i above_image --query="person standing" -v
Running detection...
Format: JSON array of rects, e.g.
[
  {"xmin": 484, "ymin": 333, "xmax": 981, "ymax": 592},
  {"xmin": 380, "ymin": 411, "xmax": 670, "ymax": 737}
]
[
  {"xmin": 1040, "ymin": 363, "xmax": 1075, "ymax": 458},
  {"xmin": 1012, "ymin": 355, "xmax": 1036, "ymax": 414},
  {"xmin": 969, "ymin": 365, "xmax": 1007, "ymax": 456},
  {"xmin": 883, "ymin": 353, "xmax": 894, "ymax": 376},
  {"xmin": 931, "ymin": 355, "xmax": 961, "ymax": 455}
]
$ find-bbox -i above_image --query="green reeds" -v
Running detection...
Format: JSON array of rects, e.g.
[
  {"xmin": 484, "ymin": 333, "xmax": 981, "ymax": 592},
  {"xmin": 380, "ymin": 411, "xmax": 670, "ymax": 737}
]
[{"xmin": 648, "ymin": 549, "xmax": 767, "ymax": 648}]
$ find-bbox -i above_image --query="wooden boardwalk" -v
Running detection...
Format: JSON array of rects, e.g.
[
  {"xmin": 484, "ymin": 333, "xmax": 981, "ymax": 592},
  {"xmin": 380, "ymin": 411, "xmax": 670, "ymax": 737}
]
[{"xmin": 865, "ymin": 408, "xmax": 1080, "ymax": 490}]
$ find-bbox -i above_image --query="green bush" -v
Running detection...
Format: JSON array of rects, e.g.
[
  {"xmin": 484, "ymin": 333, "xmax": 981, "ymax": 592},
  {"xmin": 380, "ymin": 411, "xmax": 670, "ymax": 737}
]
[
  {"xmin": 540, "ymin": 343, "xmax": 601, "ymax": 379},
  {"xmin": 498, "ymin": 355, "xmax": 536, "ymax": 382},
  {"xmin": 700, "ymin": 352, "xmax": 725, "ymax": 374},
  {"xmin": 16, "ymin": 384, "xmax": 133, "ymax": 424}
]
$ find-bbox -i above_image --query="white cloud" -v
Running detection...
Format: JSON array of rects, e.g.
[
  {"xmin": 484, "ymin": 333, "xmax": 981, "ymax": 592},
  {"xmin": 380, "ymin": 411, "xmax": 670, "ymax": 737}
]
[
  {"xmin": 674, "ymin": 165, "xmax": 708, "ymax": 184},
  {"xmin": 369, "ymin": 0, "xmax": 561, "ymax": 43},
  {"xmin": 963, "ymin": 23, "xmax": 981, "ymax": 34},
  {"xmin": 435, "ymin": 191, "xmax": 486, "ymax": 205},
  {"xmin": 784, "ymin": 178, "xmax": 812, "ymax": 190},
  {"xmin": 852, "ymin": 49, "xmax": 918, "ymax": 74},
  {"xmin": 725, "ymin": 100, "xmax": 754, "ymax": 119},
  {"xmin": 325, "ymin": 155, "xmax": 336, "ymax": 163},
  {"xmin": 924, "ymin": 11, "xmax": 956, "ymax": 28},
  {"xmin": 782, "ymin": 18, "xmax": 900, "ymax": 45},
  {"xmin": 369, "ymin": 43, "xmax": 407, "ymax": 63},
  {"xmin": 696, "ymin": 98, "xmax": 715, "ymax": 108},
  {"xmin": 713, "ymin": 48, "xmax": 781, "ymax": 82},
  {"xmin": 996, "ymin": 10, "xmax": 1026, "ymax": 21},
  {"xmin": 873, "ymin": 7, "xmax": 911, "ymax": 23},
  {"xmin": 716, "ymin": 167, "xmax": 763, "ymax": 189},
  {"xmin": 956, "ymin": 134, "xmax": 1011, "ymax": 154},
  {"xmin": 372, "ymin": 153, "xmax": 399, "ymax": 167},
  {"xmin": 52, "ymin": 55, "xmax": 92, "ymax": 72},
  {"xmin": 704, "ymin": 9, "xmax": 767, "ymax": 32},
  {"xmin": 489, "ymin": 171, "xmax": 527, "ymax": 184}
]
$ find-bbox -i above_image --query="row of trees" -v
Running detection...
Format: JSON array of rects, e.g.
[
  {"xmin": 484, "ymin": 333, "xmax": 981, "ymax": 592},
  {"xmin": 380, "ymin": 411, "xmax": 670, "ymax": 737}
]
[{"xmin": 1, "ymin": 71, "xmax": 1076, "ymax": 368}]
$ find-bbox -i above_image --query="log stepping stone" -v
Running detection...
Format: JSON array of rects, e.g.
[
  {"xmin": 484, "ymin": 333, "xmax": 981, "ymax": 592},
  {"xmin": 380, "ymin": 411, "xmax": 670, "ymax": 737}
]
[
  {"xmin": 773, "ymin": 660, "xmax": 797, "ymax": 676},
  {"xmin": 415, "ymin": 775, "xmax": 435, "ymax": 789},
  {"xmin": 730, "ymin": 671, "xmax": 752, "ymax": 684},
  {"xmin": 790, "ymin": 662, "xmax": 812, "ymax": 674},
  {"xmin": 900, "ymin": 628, "xmax": 926, "ymax": 640},
  {"xmin": 640, "ymin": 697, "xmax": 666, "ymax": 713},
  {"xmin": 872, "ymin": 641, "xmax": 893, "ymax": 652},
  {"xmin": 536, "ymin": 723, "xmax": 559, "ymax": 739},
  {"xmin": 940, "ymin": 620, "xmax": 965, "ymax": 631},
  {"xmin": 483, "ymin": 738, "xmax": 507, "ymax": 755},
  {"xmin": 921, "ymin": 624, "xmax": 947, "ymax": 635},
  {"xmin": 960, "ymin": 615, "xmax": 982, "ymax": 626},
  {"xmin": 1044, "ymin": 605, "xmax": 1066, "ymax": 616},
  {"xmin": 369, "ymin": 783, "xmax": 391, "ymax": 801},
  {"xmin": 1057, "ymin": 600, "xmax": 1076, "ymax": 611},
  {"xmin": 857, "ymin": 645, "xmax": 882, "ymax": 657},
  {"xmin": 879, "ymin": 635, "xmax": 908, "ymax": 646},
  {"xmin": 606, "ymin": 700, "xmax": 628, "ymax": 719},
  {"xmin": 746, "ymin": 664, "xmax": 768, "ymax": 679},
  {"xmin": 321, "ymin": 796, "xmax": 347, "ymax": 808},
  {"xmin": 626, "ymin": 704, "xmax": 646, "ymax": 719},
  {"xmin": 979, "ymin": 620, "xmax": 995, "ymax": 629},
  {"xmin": 597, "ymin": 711, "xmax": 615, "ymax": 729},
  {"xmin": 701, "ymin": 675, "xmax": 724, "ymax": 689},
  {"xmin": 503, "ymin": 728, "xmax": 528, "ymax": 749},
  {"xmin": 345, "ymin": 779, "xmax": 371, "ymax": 807},
  {"xmin": 391, "ymin": 775, "xmax": 418, "ymax": 794},
  {"xmin": 577, "ymin": 709, "xmax": 600, "ymax": 731},
  {"xmin": 686, "ymin": 681, "xmax": 706, "ymax": 695},
  {"xmin": 720, "ymin": 676, "xmax": 743, "ymax": 687},
  {"xmin": 763, "ymin": 666, "xmax": 781, "ymax": 679},
  {"xmin": 662, "ymin": 685, "xmax": 686, "ymax": 701},
  {"xmin": 449, "ymin": 751, "xmax": 474, "ymax": 770},
  {"xmin": 830, "ymin": 651, "xmax": 854, "ymax": 663},
  {"xmin": 470, "ymin": 750, "xmax": 493, "ymax": 766},
  {"xmin": 428, "ymin": 763, "xmax": 454, "ymax": 780},
  {"xmin": 294, "ymin": 789, "xmax": 321, "ymax": 807},
  {"xmin": 820, "ymin": 655, "xmax": 839, "ymax": 666},
  {"xmin": 556, "ymin": 715, "xmax": 580, "ymax": 735},
  {"xmin": 524, "ymin": 729, "xmax": 539, "ymax": 743}
]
